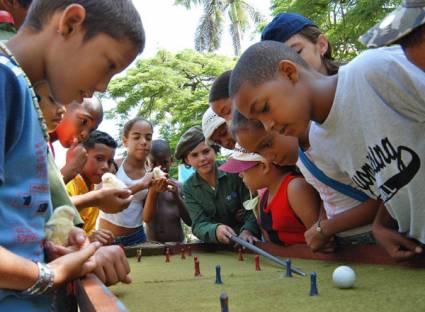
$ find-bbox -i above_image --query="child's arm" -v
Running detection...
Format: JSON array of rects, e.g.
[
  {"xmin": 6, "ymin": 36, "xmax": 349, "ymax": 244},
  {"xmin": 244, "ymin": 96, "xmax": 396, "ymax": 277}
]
[
  {"xmin": 167, "ymin": 179, "xmax": 192, "ymax": 226},
  {"xmin": 60, "ymin": 140, "xmax": 88, "ymax": 184},
  {"xmin": 287, "ymin": 177, "xmax": 321, "ymax": 229},
  {"xmin": 128, "ymin": 172, "xmax": 153, "ymax": 194},
  {"xmin": 71, "ymin": 188, "xmax": 133, "ymax": 213},
  {"xmin": 0, "ymin": 242, "xmax": 99, "ymax": 292},
  {"xmin": 304, "ymin": 198, "xmax": 380, "ymax": 252},
  {"xmin": 372, "ymin": 202, "xmax": 423, "ymax": 261},
  {"xmin": 183, "ymin": 185, "xmax": 225, "ymax": 244},
  {"xmin": 143, "ymin": 179, "xmax": 168, "ymax": 223}
]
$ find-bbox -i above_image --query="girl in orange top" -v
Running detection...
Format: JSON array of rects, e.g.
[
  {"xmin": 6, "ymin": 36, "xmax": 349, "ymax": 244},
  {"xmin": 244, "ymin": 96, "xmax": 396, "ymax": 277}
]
[{"xmin": 220, "ymin": 145, "xmax": 320, "ymax": 246}]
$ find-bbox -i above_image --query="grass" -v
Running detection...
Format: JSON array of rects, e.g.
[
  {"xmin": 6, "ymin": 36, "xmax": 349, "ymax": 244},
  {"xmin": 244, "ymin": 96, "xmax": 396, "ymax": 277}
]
[{"xmin": 110, "ymin": 251, "xmax": 425, "ymax": 312}]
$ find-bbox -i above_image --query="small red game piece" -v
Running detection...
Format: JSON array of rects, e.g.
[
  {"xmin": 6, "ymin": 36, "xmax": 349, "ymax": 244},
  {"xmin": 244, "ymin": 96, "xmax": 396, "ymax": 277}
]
[
  {"xmin": 181, "ymin": 247, "xmax": 186, "ymax": 260},
  {"xmin": 194, "ymin": 256, "xmax": 198, "ymax": 263},
  {"xmin": 187, "ymin": 246, "xmax": 192, "ymax": 256},
  {"xmin": 238, "ymin": 247, "xmax": 244, "ymax": 261},
  {"xmin": 255, "ymin": 255, "xmax": 261, "ymax": 271},
  {"xmin": 194, "ymin": 259, "xmax": 201, "ymax": 277},
  {"xmin": 165, "ymin": 247, "xmax": 170, "ymax": 263}
]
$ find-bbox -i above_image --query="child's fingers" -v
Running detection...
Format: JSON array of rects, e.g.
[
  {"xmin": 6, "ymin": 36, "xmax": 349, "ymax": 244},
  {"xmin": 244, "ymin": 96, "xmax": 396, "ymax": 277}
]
[{"xmin": 68, "ymin": 227, "xmax": 88, "ymax": 248}]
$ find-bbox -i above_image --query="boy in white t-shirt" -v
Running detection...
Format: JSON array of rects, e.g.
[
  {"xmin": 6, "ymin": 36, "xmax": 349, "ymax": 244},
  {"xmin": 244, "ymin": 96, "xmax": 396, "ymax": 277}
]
[{"xmin": 230, "ymin": 40, "xmax": 425, "ymax": 261}]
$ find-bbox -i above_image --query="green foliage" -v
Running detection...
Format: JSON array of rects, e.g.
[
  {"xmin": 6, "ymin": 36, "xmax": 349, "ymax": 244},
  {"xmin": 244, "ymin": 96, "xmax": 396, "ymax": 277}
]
[
  {"xmin": 175, "ymin": 0, "xmax": 265, "ymax": 55},
  {"xmin": 107, "ymin": 49, "xmax": 235, "ymax": 164},
  {"xmin": 270, "ymin": 0, "xmax": 402, "ymax": 60}
]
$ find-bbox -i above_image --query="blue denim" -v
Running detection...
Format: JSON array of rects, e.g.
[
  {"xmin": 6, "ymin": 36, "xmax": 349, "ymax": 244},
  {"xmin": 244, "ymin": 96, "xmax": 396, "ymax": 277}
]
[
  {"xmin": 335, "ymin": 231, "xmax": 376, "ymax": 246},
  {"xmin": 115, "ymin": 226, "xmax": 147, "ymax": 246}
]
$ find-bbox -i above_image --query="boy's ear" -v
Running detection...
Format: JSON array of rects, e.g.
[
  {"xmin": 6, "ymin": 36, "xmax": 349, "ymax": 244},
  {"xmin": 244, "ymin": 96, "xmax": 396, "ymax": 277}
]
[
  {"xmin": 57, "ymin": 4, "xmax": 86, "ymax": 37},
  {"xmin": 277, "ymin": 60, "xmax": 299, "ymax": 84},
  {"xmin": 317, "ymin": 34, "xmax": 329, "ymax": 58},
  {"xmin": 260, "ymin": 161, "xmax": 270, "ymax": 174}
]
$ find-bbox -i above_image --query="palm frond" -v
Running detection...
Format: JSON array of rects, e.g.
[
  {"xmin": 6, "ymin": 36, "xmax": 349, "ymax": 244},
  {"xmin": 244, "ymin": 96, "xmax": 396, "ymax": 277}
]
[
  {"xmin": 174, "ymin": 0, "xmax": 204, "ymax": 9},
  {"xmin": 195, "ymin": 3, "xmax": 224, "ymax": 52},
  {"xmin": 241, "ymin": 1, "xmax": 265, "ymax": 25}
]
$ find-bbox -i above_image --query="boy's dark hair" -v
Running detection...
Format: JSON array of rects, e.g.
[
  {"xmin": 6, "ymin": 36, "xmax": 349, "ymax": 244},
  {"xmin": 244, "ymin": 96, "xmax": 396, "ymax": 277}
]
[
  {"xmin": 24, "ymin": 0, "xmax": 145, "ymax": 53},
  {"xmin": 209, "ymin": 70, "xmax": 232, "ymax": 103},
  {"xmin": 229, "ymin": 41, "xmax": 309, "ymax": 98},
  {"xmin": 151, "ymin": 139, "xmax": 171, "ymax": 158},
  {"xmin": 395, "ymin": 23, "xmax": 425, "ymax": 49},
  {"xmin": 83, "ymin": 130, "xmax": 117, "ymax": 150},
  {"xmin": 123, "ymin": 117, "xmax": 153, "ymax": 138},
  {"xmin": 17, "ymin": 0, "xmax": 33, "ymax": 8},
  {"xmin": 231, "ymin": 109, "xmax": 263, "ymax": 137}
]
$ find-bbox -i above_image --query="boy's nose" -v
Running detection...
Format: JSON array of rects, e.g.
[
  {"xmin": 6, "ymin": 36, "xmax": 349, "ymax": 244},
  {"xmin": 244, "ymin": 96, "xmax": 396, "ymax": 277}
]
[
  {"xmin": 262, "ymin": 119, "xmax": 274, "ymax": 132},
  {"xmin": 95, "ymin": 78, "xmax": 110, "ymax": 93}
]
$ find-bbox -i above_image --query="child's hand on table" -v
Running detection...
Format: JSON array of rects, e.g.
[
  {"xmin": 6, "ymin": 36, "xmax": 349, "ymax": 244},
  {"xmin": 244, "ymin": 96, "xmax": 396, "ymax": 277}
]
[
  {"xmin": 47, "ymin": 241, "xmax": 100, "ymax": 287},
  {"xmin": 304, "ymin": 221, "xmax": 333, "ymax": 252},
  {"xmin": 216, "ymin": 225, "xmax": 236, "ymax": 244},
  {"xmin": 93, "ymin": 245, "xmax": 132, "ymax": 286},
  {"xmin": 373, "ymin": 223, "xmax": 422, "ymax": 261},
  {"xmin": 238, "ymin": 230, "xmax": 259, "ymax": 244}
]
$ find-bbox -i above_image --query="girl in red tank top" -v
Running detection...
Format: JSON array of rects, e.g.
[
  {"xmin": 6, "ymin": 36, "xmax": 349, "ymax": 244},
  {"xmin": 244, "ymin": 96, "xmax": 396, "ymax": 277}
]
[{"xmin": 220, "ymin": 145, "xmax": 320, "ymax": 246}]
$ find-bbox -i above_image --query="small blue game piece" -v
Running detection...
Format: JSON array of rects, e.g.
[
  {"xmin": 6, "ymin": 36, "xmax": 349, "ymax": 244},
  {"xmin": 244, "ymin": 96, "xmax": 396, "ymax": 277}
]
[
  {"xmin": 285, "ymin": 259, "xmax": 292, "ymax": 277},
  {"xmin": 310, "ymin": 272, "xmax": 318, "ymax": 296},
  {"xmin": 215, "ymin": 265, "xmax": 223, "ymax": 284},
  {"xmin": 220, "ymin": 292, "xmax": 229, "ymax": 312}
]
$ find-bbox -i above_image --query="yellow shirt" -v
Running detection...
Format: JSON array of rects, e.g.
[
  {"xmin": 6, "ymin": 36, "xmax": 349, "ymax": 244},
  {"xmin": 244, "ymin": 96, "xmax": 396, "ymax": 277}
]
[{"xmin": 66, "ymin": 175, "xmax": 99, "ymax": 235}]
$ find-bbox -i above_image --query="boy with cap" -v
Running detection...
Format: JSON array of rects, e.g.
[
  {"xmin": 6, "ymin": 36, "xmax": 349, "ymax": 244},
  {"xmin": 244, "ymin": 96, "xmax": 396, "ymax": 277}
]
[
  {"xmin": 202, "ymin": 107, "xmax": 236, "ymax": 150},
  {"xmin": 230, "ymin": 40, "xmax": 424, "ymax": 261},
  {"xmin": 360, "ymin": 0, "xmax": 425, "ymax": 71},
  {"xmin": 176, "ymin": 126, "xmax": 259, "ymax": 245},
  {"xmin": 0, "ymin": 0, "xmax": 143, "ymax": 308}
]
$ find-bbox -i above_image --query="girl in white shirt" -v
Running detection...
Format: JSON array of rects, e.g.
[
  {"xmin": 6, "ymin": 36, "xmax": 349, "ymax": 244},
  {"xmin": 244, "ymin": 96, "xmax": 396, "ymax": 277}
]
[{"xmin": 99, "ymin": 117, "xmax": 153, "ymax": 246}]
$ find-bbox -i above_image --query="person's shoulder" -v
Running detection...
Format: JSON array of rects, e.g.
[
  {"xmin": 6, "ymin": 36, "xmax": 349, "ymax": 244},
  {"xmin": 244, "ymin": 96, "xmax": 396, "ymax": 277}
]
[
  {"xmin": 0, "ymin": 56, "xmax": 21, "ymax": 86},
  {"xmin": 343, "ymin": 45, "xmax": 405, "ymax": 74}
]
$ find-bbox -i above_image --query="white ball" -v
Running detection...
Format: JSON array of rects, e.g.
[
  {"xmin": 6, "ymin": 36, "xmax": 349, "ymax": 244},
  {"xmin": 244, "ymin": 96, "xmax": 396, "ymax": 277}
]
[{"xmin": 332, "ymin": 266, "xmax": 356, "ymax": 289}]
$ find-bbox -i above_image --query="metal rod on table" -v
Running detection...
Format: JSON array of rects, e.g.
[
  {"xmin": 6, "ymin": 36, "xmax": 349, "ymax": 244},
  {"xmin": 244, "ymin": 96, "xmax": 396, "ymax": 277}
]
[{"xmin": 230, "ymin": 236, "xmax": 306, "ymax": 276}]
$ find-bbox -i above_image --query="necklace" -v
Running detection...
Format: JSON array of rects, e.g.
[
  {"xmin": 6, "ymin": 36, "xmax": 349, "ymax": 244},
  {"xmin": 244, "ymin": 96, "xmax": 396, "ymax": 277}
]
[{"xmin": 0, "ymin": 42, "xmax": 49, "ymax": 141}]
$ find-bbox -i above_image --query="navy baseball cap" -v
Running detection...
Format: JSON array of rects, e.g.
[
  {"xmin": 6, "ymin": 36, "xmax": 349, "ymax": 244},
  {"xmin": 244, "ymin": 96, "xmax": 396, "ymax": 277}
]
[{"xmin": 261, "ymin": 13, "xmax": 317, "ymax": 43}]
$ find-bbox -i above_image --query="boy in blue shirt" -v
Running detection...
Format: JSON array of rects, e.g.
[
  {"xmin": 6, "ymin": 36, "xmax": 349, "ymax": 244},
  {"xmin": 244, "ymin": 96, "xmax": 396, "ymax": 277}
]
[
  {"xmin": 0, "ymin": 0, "xmax": 144, "ymax": 309},
  {"xmin": 230, "ymin": 40, "xmax": 425, "ymax": 261}
]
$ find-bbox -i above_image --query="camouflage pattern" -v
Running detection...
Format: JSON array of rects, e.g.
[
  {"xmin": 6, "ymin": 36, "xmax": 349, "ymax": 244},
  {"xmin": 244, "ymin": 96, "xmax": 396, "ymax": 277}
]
[{"xmin": 359, "ymin": 0, "xmax": 425, "ymax": 47}]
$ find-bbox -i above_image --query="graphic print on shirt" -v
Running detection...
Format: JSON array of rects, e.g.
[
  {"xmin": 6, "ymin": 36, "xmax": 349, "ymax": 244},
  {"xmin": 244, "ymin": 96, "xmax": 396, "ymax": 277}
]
[{"xmin": 351, "ymin": 137, "xmax": 420, "ymax": 202}]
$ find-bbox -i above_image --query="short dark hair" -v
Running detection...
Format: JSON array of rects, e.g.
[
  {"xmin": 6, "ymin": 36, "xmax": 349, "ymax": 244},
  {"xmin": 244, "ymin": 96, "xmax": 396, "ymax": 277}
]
[
  {"xmin": 151, "ymin": 139, "xmax": 171, "ymax": 158},
  {"xmin": 229, "ymin": 41, "xmax": 309, "ymax": 98},
  {"xmin": 17, "ymin": 0, "xmax": 33, "ymax": 8},
  {"xmin": 230, "ymin": 109, "xmax": 263, "ymax": 137},
  {"xmin": 83, "ymin": 130, "xmax": 117, "ymax": 150},
  {"xmin": 395, "ymin": 23, "xmax": 425, "ymax": 50},
  {"xmin": 24, "ymin": 0, "xmax": 145, "ymax": 53},
  {"xmin": 123, "ymin": 117, "xmax": 153, "ymax": 138},
  {"xmin": 209, "ymin": 70, "xmax": 232, "ymax": 103}
]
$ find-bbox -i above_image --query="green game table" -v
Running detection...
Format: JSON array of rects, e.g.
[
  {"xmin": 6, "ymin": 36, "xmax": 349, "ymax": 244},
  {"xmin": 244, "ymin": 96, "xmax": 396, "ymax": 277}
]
[{"xmin": 76, "ymin": 242, "xmax": 425, "ymax": 312}]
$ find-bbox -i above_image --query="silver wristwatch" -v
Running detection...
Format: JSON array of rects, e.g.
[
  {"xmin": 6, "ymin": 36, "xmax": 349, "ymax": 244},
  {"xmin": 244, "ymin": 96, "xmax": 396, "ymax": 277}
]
[{"xmin": 21, "ymin": 262, "xmax": 55, "ymax": 296}]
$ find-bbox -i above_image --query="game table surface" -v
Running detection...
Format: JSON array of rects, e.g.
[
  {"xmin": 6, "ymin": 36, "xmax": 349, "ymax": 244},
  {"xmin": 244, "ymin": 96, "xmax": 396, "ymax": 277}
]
[{"xmin": 77, "ymin": 242, "xmax": 425, "ymax": 312}]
